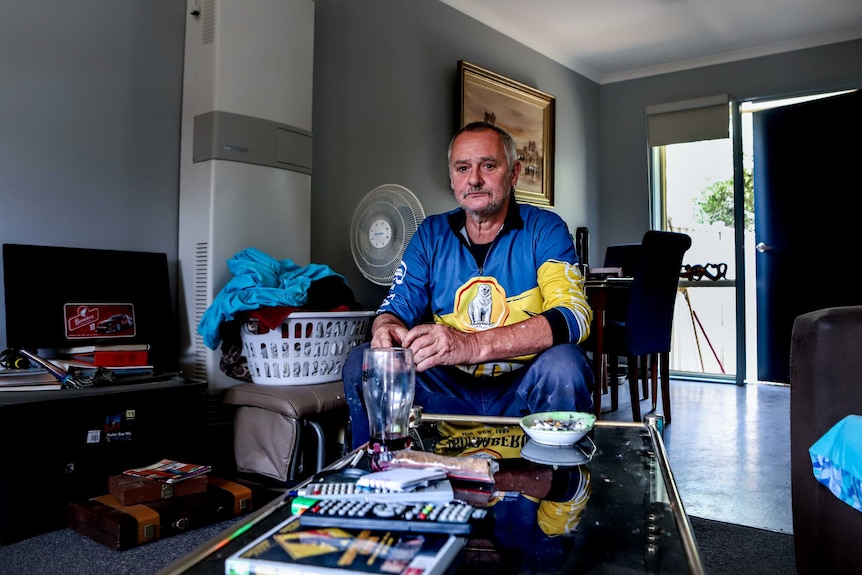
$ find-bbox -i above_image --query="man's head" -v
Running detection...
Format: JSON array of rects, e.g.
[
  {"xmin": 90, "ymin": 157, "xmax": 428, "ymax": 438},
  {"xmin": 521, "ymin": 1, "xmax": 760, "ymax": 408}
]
[{"xmin": 448, "ymin": 122, "xmax": 521, "ymax": 218}]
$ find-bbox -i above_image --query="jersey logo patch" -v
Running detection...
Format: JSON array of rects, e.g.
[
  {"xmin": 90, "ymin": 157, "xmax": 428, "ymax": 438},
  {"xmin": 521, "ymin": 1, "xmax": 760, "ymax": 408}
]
[{"xmin": 454, "ymin": 278, "xmax": 508, "ymax": 331}]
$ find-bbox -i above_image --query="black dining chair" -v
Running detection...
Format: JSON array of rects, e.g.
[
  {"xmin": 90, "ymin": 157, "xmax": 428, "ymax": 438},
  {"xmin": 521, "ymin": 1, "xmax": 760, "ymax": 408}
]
[
  {"xmin": 594, "ymin": 243, "xmax": 644, "ymax": 398},
  {"xmin": 598, "ymin": 231, "xmax": 691, "ymax": 423}
]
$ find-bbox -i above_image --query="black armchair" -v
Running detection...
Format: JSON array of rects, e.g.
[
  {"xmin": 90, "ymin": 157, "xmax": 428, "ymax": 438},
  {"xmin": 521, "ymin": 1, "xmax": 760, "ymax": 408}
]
[{"xmin": 790, "ymin": 306, "xmax": 862, "ymax": 575}]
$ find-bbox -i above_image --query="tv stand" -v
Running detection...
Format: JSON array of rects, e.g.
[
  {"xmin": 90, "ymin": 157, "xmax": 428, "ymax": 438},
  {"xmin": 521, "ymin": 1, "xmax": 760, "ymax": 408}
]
[{"xmin": 0, "ymin": 377, "xmax": 207, "ymax": 545}]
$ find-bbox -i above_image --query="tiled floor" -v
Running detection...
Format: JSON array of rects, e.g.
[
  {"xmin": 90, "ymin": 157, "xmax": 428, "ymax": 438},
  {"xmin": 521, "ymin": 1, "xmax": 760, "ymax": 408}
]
[{"xmin": 599, "ymin": 377, "xmax": 793, "ymax": 535}]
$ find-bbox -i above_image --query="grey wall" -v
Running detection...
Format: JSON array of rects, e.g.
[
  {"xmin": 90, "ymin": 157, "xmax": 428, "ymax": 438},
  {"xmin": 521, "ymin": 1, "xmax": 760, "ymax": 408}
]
[
  {"xmin": 3, "ymin": 0, "xmax": 861, "ymax": 355},
  {"xmin": 599, "ymin": 39, "xmax": 862, "ymax": 255},
  {"xmin": 0, "ymin": 1, "xmax": 185, "ymax": 348},
  {"xmin": 311, "ymin": 0, "xmax": 600, "ymax": 309},
  {"xmin": 0, "ymin": 0, "xmax": 598, "ymax": 351}
]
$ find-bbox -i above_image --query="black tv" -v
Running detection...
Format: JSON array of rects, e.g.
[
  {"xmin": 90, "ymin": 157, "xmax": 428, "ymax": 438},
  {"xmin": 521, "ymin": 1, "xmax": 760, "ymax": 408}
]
[{"xmin": 2, "ymin": 244, "xmax": 179, "ymax": 375}]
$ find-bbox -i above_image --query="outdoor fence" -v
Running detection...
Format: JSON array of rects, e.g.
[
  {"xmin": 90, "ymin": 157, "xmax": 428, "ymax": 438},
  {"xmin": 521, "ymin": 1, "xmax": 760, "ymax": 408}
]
[{"xmin": 669, "ymin": 223, "xmax": 756, "ymax": 380}]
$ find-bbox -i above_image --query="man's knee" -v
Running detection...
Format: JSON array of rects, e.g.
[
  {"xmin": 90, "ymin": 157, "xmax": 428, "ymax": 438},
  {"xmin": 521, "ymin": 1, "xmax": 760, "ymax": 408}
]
[
  {"xmin": 342, "ymin": 343, "xmax": 368, "ymax": 388},
  {"xmin": 532, "ymin": 344, "xmax": 594, "ymax": 385},
  {"xmin": 342, "ymin": 343, "xmax": 370, "ymax": 449}
]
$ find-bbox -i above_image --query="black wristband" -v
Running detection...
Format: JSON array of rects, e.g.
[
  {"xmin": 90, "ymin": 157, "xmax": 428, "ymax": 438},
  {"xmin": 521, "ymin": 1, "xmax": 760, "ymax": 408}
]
[{"xmin": 541, "ymin": 308, "xmax": 573, "ymax": 346}]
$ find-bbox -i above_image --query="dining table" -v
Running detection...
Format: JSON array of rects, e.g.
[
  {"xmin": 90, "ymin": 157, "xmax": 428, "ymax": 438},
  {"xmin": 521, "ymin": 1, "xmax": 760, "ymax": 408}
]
[{"xmin": 584, "ymin": 276, "xmax": 634, "ymax": 418}]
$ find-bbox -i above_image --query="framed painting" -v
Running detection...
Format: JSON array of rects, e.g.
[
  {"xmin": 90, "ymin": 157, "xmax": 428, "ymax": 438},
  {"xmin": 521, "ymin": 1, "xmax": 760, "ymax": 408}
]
[{"xmin": 458, "ymin": 60, "xmax": 555, "ymax": 206}]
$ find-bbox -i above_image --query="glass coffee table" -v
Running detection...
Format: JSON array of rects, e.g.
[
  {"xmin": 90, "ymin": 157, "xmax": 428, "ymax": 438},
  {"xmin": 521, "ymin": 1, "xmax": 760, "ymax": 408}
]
[{"xmin": 162, "ymin": 414, "xmax": 704, "ymax": 575}]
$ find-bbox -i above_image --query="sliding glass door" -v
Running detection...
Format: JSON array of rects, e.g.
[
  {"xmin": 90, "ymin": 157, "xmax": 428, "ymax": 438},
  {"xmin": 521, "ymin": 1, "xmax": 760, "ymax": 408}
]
[{"xmin": 649, "ymin": 89, "xmax": 860, "ymax": 385}]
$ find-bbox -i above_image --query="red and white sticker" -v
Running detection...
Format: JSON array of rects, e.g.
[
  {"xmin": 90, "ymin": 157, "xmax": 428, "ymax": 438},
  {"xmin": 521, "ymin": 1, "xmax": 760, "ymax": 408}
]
[{"xmin": 64, "ymin": 303, "xmax": 136, "ymax": 339}]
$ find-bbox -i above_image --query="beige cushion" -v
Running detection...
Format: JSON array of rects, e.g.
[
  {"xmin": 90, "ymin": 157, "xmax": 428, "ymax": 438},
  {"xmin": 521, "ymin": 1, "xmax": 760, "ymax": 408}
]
[
  {"xmin": 233, "ymin": 406, "xmax": 298, "ymax": 482},
  {"xmin": 223, "ymin": 381, "xmax": 346, "ymax": 418},
  {"xmin": 225, "ymin": 382, "xmax": 348, "ymax": 482}
]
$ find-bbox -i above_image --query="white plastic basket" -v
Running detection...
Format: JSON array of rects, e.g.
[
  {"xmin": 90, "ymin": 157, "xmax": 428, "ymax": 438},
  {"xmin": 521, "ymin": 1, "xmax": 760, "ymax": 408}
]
[{"xmin": 240, "ymin": 310, "xmax": 375, "ymax": 385}]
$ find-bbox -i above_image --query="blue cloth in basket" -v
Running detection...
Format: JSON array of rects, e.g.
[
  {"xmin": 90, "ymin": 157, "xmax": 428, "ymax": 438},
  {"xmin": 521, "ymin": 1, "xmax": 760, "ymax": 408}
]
[
  {"xmin": 810, "ymin": 414, "xmax": 862, "ymax": 513},
  {"xmin": 198, "ymin": 247, "xmax": 345, "ymax": 350}
]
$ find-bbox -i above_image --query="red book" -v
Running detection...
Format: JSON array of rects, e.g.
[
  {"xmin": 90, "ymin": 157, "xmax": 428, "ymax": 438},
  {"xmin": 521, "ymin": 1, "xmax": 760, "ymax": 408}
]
[{"xmin": 69, "ymin": 350, "xmax": 149, "ymax": 367}]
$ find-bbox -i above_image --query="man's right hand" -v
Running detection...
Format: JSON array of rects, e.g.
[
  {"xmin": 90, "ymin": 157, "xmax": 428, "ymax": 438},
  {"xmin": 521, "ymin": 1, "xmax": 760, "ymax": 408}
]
[{"xmin": 370, "ymin": 313, "xmax": 409, "ymax": 348}]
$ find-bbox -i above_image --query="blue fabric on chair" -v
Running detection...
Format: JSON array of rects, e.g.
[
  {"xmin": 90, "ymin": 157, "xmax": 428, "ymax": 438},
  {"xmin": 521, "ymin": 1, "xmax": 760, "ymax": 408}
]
[
  {"xmin": 593, "ymin": 231, "xmax": 691, "ymax": 423},
  {"xmin": 810, "ymin": 414, "xmax": 862, "ymax": 513}
]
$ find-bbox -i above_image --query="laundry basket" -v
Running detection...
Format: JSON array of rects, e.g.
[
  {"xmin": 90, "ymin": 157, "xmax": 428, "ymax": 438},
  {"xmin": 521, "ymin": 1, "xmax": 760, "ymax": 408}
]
[{"xmin": 240, "ymin": 310, "xmax": 375, "ymax": 385}]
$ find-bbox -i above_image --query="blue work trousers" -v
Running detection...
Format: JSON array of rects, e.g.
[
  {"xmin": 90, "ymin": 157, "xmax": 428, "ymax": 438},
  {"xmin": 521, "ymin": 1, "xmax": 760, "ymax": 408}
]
[{"xmin": 342, "ymin": 342, "xmax": 595, "ymax": 450}]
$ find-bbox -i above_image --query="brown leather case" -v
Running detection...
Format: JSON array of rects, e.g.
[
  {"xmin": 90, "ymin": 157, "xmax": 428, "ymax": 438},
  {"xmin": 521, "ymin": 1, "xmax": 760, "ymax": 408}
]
[
  {"xmin": 108, "ymin": 473, "xmax": 209, "ymax": 506},
  {"xmin": 207, "ymin": 476, "xmax": 253, "ymax": 515},
  {"xmin": 67, "ymin": 478, "xmax": 253, "ymax": 550}
]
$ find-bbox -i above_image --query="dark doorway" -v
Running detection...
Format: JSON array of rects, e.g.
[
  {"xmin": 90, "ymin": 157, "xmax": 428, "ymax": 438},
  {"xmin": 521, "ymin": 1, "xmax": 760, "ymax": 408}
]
[{"xmin": 753, "ymin": 89, "xmax": 862, "ymax": 383}]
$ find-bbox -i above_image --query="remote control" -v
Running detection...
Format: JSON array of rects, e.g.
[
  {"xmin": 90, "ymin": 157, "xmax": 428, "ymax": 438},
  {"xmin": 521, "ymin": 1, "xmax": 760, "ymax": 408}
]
[
  {"xmin": 297, "ymin": 479, "xmax": 454, "ymax": 503},
  {"xmin": 298, "ymin": 499, "xmax": 489, "ymax": 534}
]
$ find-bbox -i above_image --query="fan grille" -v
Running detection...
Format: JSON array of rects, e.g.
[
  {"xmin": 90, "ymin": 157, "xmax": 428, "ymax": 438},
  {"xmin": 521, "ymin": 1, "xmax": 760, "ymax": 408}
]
[{"xmin": 350, "ymin": 184, "xmax": 425, "ymax": 285}]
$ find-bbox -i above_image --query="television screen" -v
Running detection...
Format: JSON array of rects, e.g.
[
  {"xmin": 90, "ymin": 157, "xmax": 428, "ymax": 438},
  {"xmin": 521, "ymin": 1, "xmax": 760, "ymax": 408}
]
[{"xmin": 2, "ymin": 244, "xmax": 179, "ymax": 374}]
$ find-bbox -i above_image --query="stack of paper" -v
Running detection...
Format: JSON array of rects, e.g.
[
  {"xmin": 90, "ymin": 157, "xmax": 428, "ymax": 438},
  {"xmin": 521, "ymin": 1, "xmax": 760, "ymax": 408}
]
[{"xmin": 0, "ymin": 366, "xmax": 61, "ymax": 391}]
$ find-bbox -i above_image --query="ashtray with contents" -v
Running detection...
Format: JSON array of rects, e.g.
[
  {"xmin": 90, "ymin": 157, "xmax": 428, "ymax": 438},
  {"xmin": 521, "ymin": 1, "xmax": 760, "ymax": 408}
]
[{"xmin": 519, "ymin": 411, "xmax": 596, "ymax": 446}]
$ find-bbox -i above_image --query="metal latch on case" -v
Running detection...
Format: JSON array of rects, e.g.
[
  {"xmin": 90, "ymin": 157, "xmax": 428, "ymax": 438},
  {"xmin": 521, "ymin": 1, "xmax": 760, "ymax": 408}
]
[{"xmin": 173, "ymin": 517, "xmax": 190, "ymax": 530}]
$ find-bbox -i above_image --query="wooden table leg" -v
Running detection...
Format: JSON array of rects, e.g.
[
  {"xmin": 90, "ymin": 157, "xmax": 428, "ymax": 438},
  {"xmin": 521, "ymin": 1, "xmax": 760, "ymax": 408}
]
[
  {"xmin": 592, "ymin": 307, "xmax": 605, "ymax": 418},
  {"xmin": 660, "ymin": 351, "xmax": 672, "ymax": 424}
]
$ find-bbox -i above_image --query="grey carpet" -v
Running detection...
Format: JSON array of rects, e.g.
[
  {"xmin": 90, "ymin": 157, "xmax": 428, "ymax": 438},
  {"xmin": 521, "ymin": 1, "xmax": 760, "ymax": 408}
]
[
  {"xmin": 689, "ymin": 516, "xmax": 797, "ymax": 575},
  {"xmin": 0, "ymin": 517, "xmax": 241, "ymax": 575},
  {"xmin": 0, "ymin": 515, "xmax": 797, "ymax": 574}
]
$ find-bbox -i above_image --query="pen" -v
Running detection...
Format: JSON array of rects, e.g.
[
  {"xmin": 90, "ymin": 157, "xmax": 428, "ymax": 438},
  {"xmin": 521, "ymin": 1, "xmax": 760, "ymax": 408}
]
[{"xmin": 350, "ymin": 449, "xmax": 364, "ymax": 467}]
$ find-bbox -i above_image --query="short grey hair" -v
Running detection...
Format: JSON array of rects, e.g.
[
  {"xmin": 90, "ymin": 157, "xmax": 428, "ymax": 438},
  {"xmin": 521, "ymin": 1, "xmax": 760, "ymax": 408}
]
[{"xmin": 448, "ymin": 121, "xmax": 518, "ymax": 176}]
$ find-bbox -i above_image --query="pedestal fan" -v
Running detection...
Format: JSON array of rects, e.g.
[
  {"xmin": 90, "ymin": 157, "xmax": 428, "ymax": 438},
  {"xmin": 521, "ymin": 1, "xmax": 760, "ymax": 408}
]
[{"xmin": 350, "ymin": 184, "xmax": 425, "ymax": 286}]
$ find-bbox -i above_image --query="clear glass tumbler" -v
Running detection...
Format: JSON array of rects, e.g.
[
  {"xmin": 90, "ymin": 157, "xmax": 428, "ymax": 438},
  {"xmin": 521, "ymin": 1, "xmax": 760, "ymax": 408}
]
[{"xmin": 362, "ymin": 347, "xmax": 416, "ymax": 465}]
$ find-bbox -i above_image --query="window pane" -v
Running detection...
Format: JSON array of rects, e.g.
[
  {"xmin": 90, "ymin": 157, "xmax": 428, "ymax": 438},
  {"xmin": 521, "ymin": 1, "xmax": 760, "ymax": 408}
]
[{"xmin": 656, "ymin": 137, "xmax": 738, "ymax": 378}]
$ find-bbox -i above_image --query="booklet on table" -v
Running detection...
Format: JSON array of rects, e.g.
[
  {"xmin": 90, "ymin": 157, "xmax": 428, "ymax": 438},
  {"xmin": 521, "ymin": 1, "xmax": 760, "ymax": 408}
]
[{"xmin": 225, "ymin": 513, "xmax": 464, "ymax": 575}]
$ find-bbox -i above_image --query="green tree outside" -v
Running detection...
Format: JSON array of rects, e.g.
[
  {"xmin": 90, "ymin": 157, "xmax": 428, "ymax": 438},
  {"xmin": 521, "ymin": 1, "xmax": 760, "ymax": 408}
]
[{"xmin": 694, "ymin": 168, "xmax": 754, "ymax": 231}]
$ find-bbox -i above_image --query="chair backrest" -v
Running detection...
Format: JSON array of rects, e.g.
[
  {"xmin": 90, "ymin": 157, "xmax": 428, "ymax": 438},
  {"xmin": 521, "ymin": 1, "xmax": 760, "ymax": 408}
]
[
  {"xmin": 624, "ymin": 231, "xmax": 692, "ymax": 356},
  {"xmin": 603, "ymin": 243, "xmax": 642, "ymax": 277}
]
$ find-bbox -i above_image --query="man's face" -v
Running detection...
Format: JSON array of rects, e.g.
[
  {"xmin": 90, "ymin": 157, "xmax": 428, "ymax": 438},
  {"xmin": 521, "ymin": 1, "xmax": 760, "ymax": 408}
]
[{"xmin": 449, "ymin": 129, "xmax": 521, "ymax": 217}]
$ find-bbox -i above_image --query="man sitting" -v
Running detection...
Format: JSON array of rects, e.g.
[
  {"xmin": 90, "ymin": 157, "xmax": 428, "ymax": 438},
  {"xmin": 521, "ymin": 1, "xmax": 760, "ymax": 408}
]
[{"xmin": 342, "ymin": 121, "xmax": 594, "ymax": 449}]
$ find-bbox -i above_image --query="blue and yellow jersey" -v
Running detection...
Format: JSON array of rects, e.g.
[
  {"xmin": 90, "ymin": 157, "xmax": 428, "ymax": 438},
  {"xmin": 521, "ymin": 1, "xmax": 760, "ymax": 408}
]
[{"xmin": 378, "ymin": 197, "xmax": 592, "ymax": 377}]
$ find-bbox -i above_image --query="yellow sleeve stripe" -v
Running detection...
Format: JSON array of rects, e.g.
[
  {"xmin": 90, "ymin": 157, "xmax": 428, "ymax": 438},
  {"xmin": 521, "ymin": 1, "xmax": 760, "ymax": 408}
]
[{"xmin": 537, "ymin": 260, "xmax": 592, "ymax": 343}]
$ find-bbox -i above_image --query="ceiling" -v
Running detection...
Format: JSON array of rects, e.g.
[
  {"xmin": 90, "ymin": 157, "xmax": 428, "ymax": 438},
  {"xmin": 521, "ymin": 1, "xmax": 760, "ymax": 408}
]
[{"xmin": 439, "ymin": 0, "xmax": 862, "ymax": 84}]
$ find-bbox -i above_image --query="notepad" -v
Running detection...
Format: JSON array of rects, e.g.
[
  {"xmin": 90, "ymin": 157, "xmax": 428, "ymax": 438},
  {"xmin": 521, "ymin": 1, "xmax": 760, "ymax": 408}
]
[{"xmin": 356, "ymin": 467, "xmax": 448, "ymax": 491}]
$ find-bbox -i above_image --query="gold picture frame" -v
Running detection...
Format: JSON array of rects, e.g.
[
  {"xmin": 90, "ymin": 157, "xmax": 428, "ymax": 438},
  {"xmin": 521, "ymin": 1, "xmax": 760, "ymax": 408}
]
[{"xmin": 458, "ymin": 60, "xmax": 555, "ymax": 206}]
